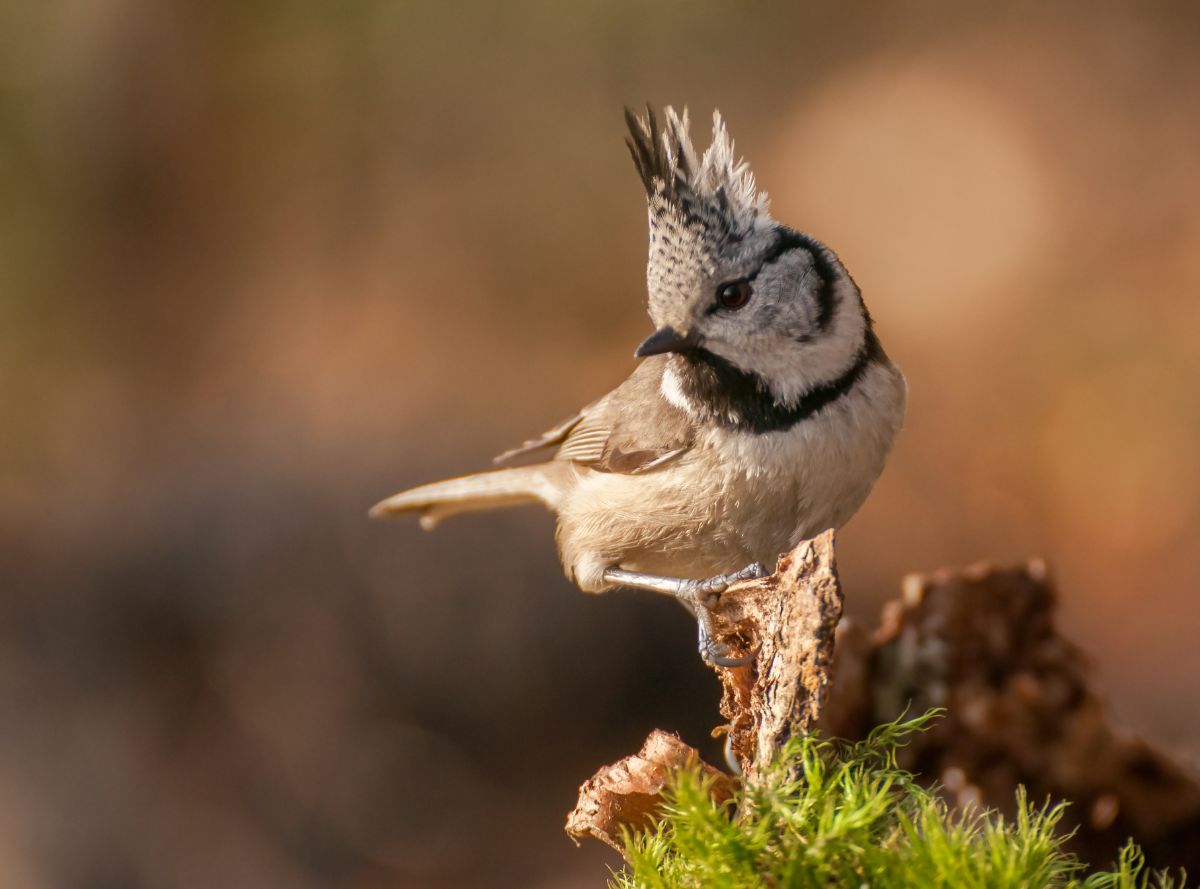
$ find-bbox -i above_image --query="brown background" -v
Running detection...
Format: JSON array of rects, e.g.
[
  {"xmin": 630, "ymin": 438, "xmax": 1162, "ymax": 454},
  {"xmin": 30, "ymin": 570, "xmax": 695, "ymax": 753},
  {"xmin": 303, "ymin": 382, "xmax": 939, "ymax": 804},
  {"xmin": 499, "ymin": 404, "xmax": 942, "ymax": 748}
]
[{"xmin": 2, "ymin": 2, "xmax": 1199, "ymax": 887}]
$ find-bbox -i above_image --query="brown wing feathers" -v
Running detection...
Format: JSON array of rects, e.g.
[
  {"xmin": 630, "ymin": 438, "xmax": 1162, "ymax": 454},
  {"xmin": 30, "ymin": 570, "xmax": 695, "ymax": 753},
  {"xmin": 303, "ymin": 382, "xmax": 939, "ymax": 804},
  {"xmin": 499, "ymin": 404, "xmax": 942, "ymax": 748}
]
[
  {"xmin": 372, "ymin": 359, "xmax": 697, "ymax": 526},
  {"xmin": 555, "ymin": 358, "xmax": 694, "ymax": 474},
  {"xmin": 493, "ymin": 411, "xmax": 587, "ymax": 464},
  {"xmin": 492, "ymin": 360, "xmax": 693, "ymax": 475}
]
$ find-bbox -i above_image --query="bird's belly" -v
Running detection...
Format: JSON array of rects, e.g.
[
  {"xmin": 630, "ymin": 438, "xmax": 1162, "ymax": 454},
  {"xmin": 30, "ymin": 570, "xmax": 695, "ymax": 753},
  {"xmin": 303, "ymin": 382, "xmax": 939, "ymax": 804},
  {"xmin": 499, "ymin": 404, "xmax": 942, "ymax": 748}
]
[
  {"xmin": 556, "ymin": 451, "xmax": 823, "ymax": 590},
  {"xmin": 556, "ymin": 406, "xmax": 895, "ymax": 592}
]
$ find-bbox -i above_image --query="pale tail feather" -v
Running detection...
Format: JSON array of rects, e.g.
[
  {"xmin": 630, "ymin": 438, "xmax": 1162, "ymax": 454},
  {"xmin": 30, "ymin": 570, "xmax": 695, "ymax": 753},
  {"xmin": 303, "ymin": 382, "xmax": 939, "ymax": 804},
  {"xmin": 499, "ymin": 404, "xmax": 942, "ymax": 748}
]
[{"xmin": 369, "ymin": 464, "xmax": 566, "ymax": 529}]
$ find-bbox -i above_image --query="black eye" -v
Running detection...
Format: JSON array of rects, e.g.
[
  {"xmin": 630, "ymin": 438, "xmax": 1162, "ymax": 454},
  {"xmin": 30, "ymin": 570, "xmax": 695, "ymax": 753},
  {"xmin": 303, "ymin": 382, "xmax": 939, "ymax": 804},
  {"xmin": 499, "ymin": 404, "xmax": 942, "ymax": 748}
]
[{"xmin": 716, "ymin": 281, "xmax": 752, "ymax": 310}]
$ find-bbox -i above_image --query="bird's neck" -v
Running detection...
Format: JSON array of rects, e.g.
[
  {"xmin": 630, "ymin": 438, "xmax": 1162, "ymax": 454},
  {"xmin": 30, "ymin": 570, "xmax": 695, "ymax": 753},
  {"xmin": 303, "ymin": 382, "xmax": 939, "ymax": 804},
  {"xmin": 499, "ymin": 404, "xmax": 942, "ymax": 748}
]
[{"xmin": 664, "ymin": 328, "xmax": 883, "ymax": 435}]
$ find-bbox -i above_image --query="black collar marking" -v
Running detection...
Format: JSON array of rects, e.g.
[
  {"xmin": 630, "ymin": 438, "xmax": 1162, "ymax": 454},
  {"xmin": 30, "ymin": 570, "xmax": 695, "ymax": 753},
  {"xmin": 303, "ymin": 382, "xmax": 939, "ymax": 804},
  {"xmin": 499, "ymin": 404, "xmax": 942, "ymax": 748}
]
[{"xmin": 674, "ymin": 326, "xmax": 882, "ymax": 434}]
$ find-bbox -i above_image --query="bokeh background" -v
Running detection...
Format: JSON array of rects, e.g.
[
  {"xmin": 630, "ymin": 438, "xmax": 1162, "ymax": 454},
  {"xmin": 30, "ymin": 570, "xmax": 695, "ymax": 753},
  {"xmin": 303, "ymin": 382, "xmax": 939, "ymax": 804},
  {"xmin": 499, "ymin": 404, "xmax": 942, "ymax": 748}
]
[{"xmin": 2, "ymin": 1, "xmax": 1199, "ymax": 886}]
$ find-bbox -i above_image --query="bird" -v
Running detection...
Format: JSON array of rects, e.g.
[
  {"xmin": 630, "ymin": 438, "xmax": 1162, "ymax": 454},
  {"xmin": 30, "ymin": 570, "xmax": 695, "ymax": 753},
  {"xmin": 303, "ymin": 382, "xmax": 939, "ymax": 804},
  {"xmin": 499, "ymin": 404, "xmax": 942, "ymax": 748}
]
[{"xmin": 371, "ymin": 106, "xmax": 907, "ymax": 667}]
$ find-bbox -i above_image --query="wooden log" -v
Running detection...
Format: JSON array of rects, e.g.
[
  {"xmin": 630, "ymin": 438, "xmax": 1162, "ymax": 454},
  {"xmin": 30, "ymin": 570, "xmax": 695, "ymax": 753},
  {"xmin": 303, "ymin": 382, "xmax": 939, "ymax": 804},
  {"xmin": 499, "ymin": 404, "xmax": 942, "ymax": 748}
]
[
  {"xmin": 708, "ymin": 529, "xmax": 843, "ymax": 781},
  {"xmin": 566, "ymin": 532, "xmax": 843, "ymax": 846}
]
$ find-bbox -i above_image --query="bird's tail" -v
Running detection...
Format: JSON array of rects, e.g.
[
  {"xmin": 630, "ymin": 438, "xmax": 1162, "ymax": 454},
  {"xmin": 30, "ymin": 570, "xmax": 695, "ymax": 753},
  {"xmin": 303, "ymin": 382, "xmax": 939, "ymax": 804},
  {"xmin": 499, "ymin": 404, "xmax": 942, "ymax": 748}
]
[{"xmin": 369, "ymin": 464, "xmax": 567, "ymax": 529}]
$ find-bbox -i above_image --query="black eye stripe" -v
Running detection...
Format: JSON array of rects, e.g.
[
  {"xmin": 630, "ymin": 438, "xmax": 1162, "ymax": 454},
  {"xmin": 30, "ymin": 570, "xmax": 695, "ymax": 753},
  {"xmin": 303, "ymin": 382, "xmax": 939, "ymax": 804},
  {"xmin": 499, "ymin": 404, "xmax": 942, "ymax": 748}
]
[
  {"xmin": 738, "ymin": 228, "xmax": 810, "ymax": 284},
  {"xmin": 759, "ymin": 228, "xmax": 809, "ymax": 267},
  {"xmin": 705, "ymin": 227, "xmax": 840, "ymax": 326},
  {"xmin": 751, "ymin": 227, "xmax": 839, "ymax": 331}
]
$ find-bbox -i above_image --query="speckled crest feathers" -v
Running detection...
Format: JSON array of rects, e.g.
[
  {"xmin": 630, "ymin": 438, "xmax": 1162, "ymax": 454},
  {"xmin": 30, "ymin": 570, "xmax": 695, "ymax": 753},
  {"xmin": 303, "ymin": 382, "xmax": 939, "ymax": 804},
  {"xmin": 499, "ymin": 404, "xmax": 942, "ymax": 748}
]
[{"xmin": 624, "ymin": 105, "xmax": 772, "ymax": 239}]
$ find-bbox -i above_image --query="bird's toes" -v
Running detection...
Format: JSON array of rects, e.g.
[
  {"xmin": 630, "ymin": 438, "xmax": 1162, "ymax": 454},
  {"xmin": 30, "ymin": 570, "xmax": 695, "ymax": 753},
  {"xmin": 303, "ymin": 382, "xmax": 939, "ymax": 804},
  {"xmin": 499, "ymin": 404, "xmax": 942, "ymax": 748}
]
[
  {"xmin": 740, "ymin": 561, "xmax": 770, "ymax": 581},
  {"xmin": 699, "ymin": 637, "xmax": 755, "ymax": 669},
  {"xmin": 694, "ymin": 576, "xmax": 729, "ymax": 601}
]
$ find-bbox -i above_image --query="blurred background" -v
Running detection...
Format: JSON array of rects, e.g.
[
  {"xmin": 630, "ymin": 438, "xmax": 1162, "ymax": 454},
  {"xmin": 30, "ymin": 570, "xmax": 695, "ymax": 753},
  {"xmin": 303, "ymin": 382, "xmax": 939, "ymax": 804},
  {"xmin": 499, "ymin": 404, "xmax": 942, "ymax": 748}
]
[{"xmin": 2, "ymin": 1, "xmax": 1199, "ymax": 886}]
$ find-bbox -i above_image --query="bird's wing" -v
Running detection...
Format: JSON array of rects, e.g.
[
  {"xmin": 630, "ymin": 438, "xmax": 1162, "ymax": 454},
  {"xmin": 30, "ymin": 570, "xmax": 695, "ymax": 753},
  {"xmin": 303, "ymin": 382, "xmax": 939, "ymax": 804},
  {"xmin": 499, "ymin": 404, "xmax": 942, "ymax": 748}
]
[
  {"xmin": 493, "ymin": 408, "xmax": 592, "ymax": 464},
  {"xmin": 494, "ymin": 357, "xmax": 694, "ymax": 475},
  {"xmin": 558, "ymin": 357, "xmax": 695, "ymax": 474}
]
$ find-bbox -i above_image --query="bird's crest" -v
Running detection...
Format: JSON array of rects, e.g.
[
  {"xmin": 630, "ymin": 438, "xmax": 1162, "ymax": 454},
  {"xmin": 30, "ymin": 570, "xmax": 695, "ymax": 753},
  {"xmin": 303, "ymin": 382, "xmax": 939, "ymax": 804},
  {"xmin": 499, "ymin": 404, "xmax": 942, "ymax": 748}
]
[{"xmin": 624, "ymin": 105, "xmax": 771, "ymax": 240}]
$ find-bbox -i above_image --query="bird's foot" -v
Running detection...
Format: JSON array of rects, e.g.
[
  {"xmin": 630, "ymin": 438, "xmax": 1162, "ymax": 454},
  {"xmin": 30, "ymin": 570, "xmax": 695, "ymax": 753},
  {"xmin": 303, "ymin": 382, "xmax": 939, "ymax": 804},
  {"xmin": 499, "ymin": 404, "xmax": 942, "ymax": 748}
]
[
  {"xmin": 698, "ymin": 626, "xmax": 755, "ymax": 668},
  {"xmin": 682, "ymin": 562, "xmax": 768, "ymax": 667},
  {"xmin": 684, "ymin": 561, "xmax": 771, "ymax": 606},
  {"xmin": 600, "ymin": 561, "xmax": 770, "ymax": 667}
]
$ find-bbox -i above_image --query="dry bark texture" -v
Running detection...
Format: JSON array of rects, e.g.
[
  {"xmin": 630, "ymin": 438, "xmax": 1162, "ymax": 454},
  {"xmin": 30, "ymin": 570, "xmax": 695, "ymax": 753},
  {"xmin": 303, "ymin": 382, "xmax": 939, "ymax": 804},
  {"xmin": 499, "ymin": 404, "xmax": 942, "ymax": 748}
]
[
  {"xmin": 708, "ymin": 529, "xmax": 843, "ymax": 781},
  {"xmin": 566, "ymin": 540, "xmax": 1200, "ymax": 873},
  {"xmin": 565, "ymin": 729, "xmax": 735, "ymax": 851},
  {"xmin": 820, "ymin": 559, "xmax": 1200, "ymax": 873},
  {"xmin": 568, "ymin": 532, "xmax": 842, "ymax": 844}
]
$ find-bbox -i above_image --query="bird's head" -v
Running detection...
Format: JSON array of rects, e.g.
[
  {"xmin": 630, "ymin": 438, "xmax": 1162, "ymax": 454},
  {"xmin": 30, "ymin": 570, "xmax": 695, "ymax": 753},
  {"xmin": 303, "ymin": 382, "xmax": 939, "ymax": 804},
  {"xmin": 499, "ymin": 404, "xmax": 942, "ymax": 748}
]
[{"xmin": 625, "ymin": 106, "xmax": 873, "ymax": 414}]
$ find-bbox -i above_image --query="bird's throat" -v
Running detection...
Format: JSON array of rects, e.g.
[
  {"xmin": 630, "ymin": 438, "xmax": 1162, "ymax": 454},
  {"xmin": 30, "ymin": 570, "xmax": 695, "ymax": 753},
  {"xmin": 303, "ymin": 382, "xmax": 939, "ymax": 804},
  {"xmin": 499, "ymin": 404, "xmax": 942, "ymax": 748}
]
[{"xmin": 670, "ymin": 329, "xmax": 881, "ymax": 434}]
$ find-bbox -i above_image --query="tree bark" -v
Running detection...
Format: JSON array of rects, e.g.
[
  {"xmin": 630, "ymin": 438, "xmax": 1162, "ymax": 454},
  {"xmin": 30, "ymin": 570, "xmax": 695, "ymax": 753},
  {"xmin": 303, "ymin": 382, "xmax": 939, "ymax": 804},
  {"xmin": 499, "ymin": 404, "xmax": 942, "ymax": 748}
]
[
  {"xmin": 708, "ymin": 529, "xmax": 842, "ymax": 781},
  {"xmin": 820, "ymin": 559, "xmax": 1200, "ymax": 874},
  {"xmin": 565, "ymin": 539, "xmax": 1200, "ymax": 873},
  {"xmin": 567, "ymin": 531, "xmax": 842, "ymax": 844}
]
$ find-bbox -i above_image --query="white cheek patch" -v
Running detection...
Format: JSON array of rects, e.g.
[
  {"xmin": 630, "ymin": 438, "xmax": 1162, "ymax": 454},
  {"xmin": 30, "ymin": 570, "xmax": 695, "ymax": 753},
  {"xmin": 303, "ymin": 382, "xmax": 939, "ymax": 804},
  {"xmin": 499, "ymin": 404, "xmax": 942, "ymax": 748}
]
[{"xmin": 660, "ymin": 364, "xmax": 700, "ymax": 415}]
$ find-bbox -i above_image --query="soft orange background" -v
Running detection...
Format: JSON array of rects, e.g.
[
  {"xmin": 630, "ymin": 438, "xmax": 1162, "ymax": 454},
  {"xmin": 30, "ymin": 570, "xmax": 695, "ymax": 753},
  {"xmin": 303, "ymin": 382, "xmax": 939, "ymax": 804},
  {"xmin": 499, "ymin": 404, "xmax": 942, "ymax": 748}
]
[{"xmin": 2, "ymin": 2, "xmax": 1198, "ymax": 886}]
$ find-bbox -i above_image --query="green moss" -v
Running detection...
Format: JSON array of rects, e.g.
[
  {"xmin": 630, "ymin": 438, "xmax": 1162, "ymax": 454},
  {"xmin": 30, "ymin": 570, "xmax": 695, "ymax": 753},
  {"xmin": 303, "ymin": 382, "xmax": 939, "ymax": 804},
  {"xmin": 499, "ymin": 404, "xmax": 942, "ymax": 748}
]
[{"xmin": 612, "ymin": 713, "xmax": 1185, "ymax": 889}]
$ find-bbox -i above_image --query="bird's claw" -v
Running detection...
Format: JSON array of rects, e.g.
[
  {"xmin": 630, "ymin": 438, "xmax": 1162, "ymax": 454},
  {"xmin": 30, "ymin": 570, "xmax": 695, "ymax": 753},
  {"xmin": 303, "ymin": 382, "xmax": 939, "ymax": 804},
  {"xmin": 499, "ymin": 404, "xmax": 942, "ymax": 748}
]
[
  {"xmin": 699, "ymin": 636, "xmax": 756, "ymax": 668},
  {"xmin": 696, "ymin": 608, "xmax": 756, "ymax": 668},
  {"xmin": 685, "ymin": 561, "xmax": 768, "ymax": 667}
]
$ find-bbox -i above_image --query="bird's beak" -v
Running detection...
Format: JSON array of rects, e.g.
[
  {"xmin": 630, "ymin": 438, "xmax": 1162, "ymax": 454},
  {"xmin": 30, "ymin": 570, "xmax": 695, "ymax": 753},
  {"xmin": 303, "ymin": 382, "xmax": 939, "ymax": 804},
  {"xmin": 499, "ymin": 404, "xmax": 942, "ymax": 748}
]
[{"xmin": 635, "ymin": 326, "xmax": 701, "ymax": 357}]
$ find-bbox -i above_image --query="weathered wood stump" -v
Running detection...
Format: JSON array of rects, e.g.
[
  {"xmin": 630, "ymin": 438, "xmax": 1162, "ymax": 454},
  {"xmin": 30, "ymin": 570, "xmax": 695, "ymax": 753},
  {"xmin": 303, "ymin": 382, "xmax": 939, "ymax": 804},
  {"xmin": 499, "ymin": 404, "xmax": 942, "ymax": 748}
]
[
  {"xmin": 567, "ymin": 531, "xmax": 842, "ymax": 844},
  {"xmin": 566, "ymin": 536, "xmax": 1200, "ymax": 873}
]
